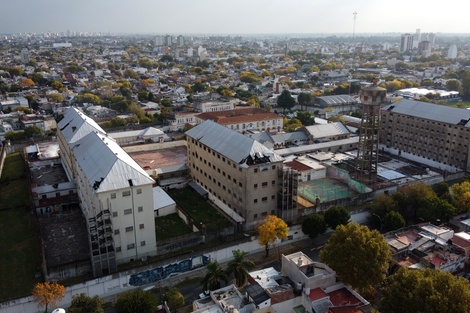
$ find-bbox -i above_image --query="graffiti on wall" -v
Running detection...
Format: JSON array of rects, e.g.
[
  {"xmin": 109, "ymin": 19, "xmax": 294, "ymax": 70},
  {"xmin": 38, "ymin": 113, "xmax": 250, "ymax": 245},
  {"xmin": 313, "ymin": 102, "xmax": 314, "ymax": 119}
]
[{"xmin": 129, "ymin": 255, "xmax": 209, "ymax": 286}]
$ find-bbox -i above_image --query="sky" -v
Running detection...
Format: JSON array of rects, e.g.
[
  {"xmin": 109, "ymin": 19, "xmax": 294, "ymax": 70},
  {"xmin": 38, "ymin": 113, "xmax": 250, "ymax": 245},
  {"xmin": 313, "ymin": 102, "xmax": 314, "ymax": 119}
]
[{"xmin": 1, "ymin": 0, "xmax": 470, "ymax": 35}]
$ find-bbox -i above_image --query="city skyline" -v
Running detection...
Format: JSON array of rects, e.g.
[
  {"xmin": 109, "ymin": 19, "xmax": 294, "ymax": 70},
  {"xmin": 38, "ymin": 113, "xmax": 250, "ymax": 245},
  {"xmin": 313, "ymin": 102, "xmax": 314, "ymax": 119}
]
[{"xmin": 1, "ymin": 0, "xmax": 470, "ymax": 35}]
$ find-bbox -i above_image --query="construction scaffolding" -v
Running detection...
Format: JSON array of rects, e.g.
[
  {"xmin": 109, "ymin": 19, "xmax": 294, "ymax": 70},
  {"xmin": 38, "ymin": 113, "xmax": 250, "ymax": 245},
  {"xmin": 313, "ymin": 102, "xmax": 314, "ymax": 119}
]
[{"xmin": 277, "ymin": 168, "xmax": 299, "ymax": 224}]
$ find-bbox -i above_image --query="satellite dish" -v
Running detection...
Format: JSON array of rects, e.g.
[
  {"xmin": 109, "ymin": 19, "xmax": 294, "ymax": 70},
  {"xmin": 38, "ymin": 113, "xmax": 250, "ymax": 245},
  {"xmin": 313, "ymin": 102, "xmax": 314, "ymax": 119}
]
[{"xmin": 51, "ymin": 309, "xmax": 66, "ymax": 313}]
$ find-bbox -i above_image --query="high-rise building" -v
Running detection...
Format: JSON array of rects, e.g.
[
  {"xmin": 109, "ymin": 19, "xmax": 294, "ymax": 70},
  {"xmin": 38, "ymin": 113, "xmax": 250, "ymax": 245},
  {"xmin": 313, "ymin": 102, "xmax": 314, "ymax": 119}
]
[
  {"xmin": 447, "ymin": 44, "xmax": 458, "ymax": 59},
  {"xmin": 177, "ymin": 35, "xmax": 185, "ymax": 47},
  {"xmin": 418, "ymin": 41, "xmax": 432, "ymax": 57},
  {"xmin": 400, "ymin": 33, "xmax": 414, "ymax": 52},
  {"xmin": 412, "ymin": 29, "xmax": 421, "ymax": 49},
  {"xmin": 155, "ymin": 36, "xmax": 164, "ymax": 46},
  {"xmin": 165, "ymin": 35, "xmax": 172, "ymax": 46},
  {"xmin": 20, "ymin": 48, "xmax": 30, "ymax": 64}
]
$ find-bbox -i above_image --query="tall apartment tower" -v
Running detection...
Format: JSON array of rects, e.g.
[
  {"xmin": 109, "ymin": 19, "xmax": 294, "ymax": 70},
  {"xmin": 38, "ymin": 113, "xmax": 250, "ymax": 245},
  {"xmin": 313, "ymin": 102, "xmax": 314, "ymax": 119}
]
[
  {"xmin": 355, "ymin": 83, "xmax": 386, "ymax": 182},
  {"xmin": 400, "ymin": 33, "xmax": 414, "ymax": 52},
  {"xmin": 412, "ymin": 29, "xmax": 421, "ymax": 49},
  {"xmin": 20, "ymin": 48, "xmax": 30, "ymax": 64},
  {"xmin": 177, "ymin": 35, "xmax": 185, "ymax": 47},
  {"xmin": 447, "ymin": 44, "xmax": 458, "ymax": 59}
]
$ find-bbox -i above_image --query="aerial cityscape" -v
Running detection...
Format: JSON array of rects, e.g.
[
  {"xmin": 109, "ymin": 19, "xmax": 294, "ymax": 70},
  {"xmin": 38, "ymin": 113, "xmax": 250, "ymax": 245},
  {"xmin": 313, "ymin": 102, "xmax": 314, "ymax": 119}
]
[{"xmin": 3, "ymin": 3, "xmax": 470, "ymax": 313}]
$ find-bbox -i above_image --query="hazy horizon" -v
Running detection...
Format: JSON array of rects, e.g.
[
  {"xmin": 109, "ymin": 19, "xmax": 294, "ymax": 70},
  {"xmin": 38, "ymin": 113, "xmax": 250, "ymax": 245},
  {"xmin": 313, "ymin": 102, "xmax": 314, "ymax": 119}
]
[{"xmin": 1, "ymin": 0, "xmax": 469, "ymax": 35}]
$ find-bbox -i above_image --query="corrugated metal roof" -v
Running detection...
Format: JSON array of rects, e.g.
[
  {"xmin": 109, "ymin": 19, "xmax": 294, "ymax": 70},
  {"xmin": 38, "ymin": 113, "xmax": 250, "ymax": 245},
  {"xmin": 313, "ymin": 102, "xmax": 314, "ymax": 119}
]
[
  {"xmin": 303, "ymin": 122, "xmax": 350, "ymax": 138},
  {"xmin": 153, "ymin": 186, "xmax": 176, "ymax": 210},
  {"xmin": 108, "ymin": 127, "xmax": 168, "ymax": 139},
  {"xmin": 382, "ymin": 99, "xmax": 470, "ymax": 127},
  {"xmin": 72, "ymin": 132, "xmax": 154, "ymax": 193},
  {"xmin": 186, "ymin": 120, "xmax": 283, "ymax": 165},
  {"xmin": 317, "ymin": 94, "xmax": 359, "ymax": 107},
  {"xmin": 58, "ymin": 107, "xmax": 106, "ymax": 144}
]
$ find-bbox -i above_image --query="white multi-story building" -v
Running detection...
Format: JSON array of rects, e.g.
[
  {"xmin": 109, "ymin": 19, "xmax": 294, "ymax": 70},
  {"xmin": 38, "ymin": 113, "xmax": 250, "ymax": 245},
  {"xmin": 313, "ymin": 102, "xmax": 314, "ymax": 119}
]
[
  {"xmin": 57, "ymin": 108, "xmax": 157, "ymax": 276},
  {"xmin": 400, "ymin": 33, "xmax": 414, "ymax": 52}
]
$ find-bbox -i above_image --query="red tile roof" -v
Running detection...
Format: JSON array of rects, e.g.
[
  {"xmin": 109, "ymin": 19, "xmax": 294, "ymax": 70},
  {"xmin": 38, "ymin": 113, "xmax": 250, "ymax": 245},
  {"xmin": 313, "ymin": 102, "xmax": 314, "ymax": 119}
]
[
  {"xmin": 285, "ymin": 160, "xmax": 312, "ymax": 171},
  {"xmin": 309, "ymin": 287, "xmax": 328, "ymax": 301},
  {"xmin": 328, "ymin": 288, "xmax": 362, "ymax": 307}
]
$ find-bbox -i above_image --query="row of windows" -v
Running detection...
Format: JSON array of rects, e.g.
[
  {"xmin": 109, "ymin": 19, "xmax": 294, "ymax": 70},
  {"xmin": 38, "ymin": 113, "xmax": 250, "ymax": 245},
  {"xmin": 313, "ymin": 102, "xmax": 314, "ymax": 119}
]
[
  {"xmin": 254, "ymin": 181, "xmax": 276, "ymax": 188},
  {"xmin": 112, "ymin": 206, "xmax": 144, "ymax": 217},
  {"xmin": 115, "ymin": 241, "xmax": 146, "ymax": 252},
  {"xmin": 253, "ymin": 195, "xmax": 276, "ymax": 203},
  {"xmin": 253, "ymin": 210, "xmax": 276, "ymax": 219},
  {"xmin": 110, "ymin": 188, "xmax": 142, "ymax": 199},
  {"xmin": 114, "ymin": 224, "xmax": 145, "ymax": 235}
]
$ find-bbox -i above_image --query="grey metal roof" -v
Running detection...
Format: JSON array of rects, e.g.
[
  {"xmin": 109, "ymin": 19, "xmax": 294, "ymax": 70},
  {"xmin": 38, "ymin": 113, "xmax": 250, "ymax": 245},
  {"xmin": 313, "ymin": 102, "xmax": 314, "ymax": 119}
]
[
  {"xmin": 382, "ymin": 99, "xmax": 470, "ymax": 127},
  {"xmin": 303, "ymin": 122, "xmax": 350, "ymax": 138},
  {"xmin": 245, "ymin": 283, "xmax": 270, "ymax": 305},
  {"xmin": 271, "ymin": 131, "xmax": 308, "ymax": 143},
  {"xmin": 186, "ymin": 120, "xmax": 283, "ymax": 166},
  {"xmin": 58, "ymin": 107, "xmax": 106, "ymax": 144},
  {"xmin": 316, "ymin": 95, "xmax": 359, "ymax": 107},
  {"xmin": 72, "ymin": 132, "xmax": 155, "ymax": 193}
]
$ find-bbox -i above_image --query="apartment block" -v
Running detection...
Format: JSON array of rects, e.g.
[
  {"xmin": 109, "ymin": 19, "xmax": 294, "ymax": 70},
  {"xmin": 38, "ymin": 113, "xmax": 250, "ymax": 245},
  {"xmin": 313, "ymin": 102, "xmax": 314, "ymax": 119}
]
[
  {"xmin": 186, "ymin": 120, "xmax": 284, "ymax": 230},
  {"xmin": 57, "ymin": 108, "xmax": 157, "ymax": 276},
  {"xmin": 380, "ymin": 99, "xmax": 470, "ymax": 171}
]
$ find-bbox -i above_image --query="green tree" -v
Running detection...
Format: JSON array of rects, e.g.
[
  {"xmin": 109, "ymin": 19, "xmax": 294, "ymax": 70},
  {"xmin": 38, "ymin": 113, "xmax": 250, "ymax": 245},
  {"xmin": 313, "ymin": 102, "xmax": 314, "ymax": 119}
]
[
  {"xmin": 296, "ymin": 111, "xmax": 315, "ymax": 126},
  {"xmin": 24, "ymin": 125, "xmax": 43, "ymax": 138},
  {"xmin": 68, "ymin": 293, "xmax": 104, "ymax": 313},
  {"xmin": 277, "ymin": 90, "xmax": 296, "ymax": 113},
  {"xmin": 297, "ymin": 92, "xmax": 312, "ymax": 110},
  {"xmin": 192, "ymin": 81, "xmax": 206, "ymax": 93},
  {"xmin": 123, "ymin": 69, "xmax": 139, "ymax": 79},
  {"xmin": 164, "ymin": 287, "xmax": 184, "ymax": 311},
  {"xmin": 226, "ymin": 250, "xmax": 255, "ymax": 288},
  {"xmin": 380, "ymin": 268, "xmax": 470, "ymax": 313},
  {"xmin": 258, "ymin": 215, "xmax": 289, "ymax": 257},
  {"xmin": 320, "ymin": 223, "xmax": 391, "ymax": 294},
  {"xmin": 115, "ymin": 289, "xmax": 159, "ymax": 313},
  {"xmin": 51, "ymin": 81, "xmax": 64, "ymax": 92},
  {"xmin": 446, "ymin": 79, "xmax": 462, "ymax": 92},
  {"xmin": 202, "ymin": 260, "xmax": 229, "ymax": 291},
  {"xmin": 8, "ymin": 67, "xmax": 24, "ymax": 77},
  {"xmin": 417, "ymin": 197, "xmax": 456, "ymax": 223},
  {"xmin": 49, "ymin": 93, "xmax": 63, "ymax": 103},
  {"xmin": 451, "ymin": 181, "xmax": 470, "ymax": 213},
  {"xmin": 460, "ymin": 70, "xmax": 470, "ymax": 100},
  {"xmin": 302, "ymin": 213, "xmax": 327, "ymax": 239},
  {"xmin": 382, "ymin": 211, "xmax": 405, "ymax": 232},
  {"xmin": 324, "ymin": 206, "xmax": 350, "ymax": 230},
  {"xmin": 283, "ymin": 117, "xmax": 302, "ymax": 132}
]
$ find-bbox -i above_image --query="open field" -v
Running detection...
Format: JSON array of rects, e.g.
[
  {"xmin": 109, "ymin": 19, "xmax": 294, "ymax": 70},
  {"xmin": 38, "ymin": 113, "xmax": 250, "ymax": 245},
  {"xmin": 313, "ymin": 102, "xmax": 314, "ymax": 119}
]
[
  {"xmin": 0, "ymin": 153, "xmax": 42, "ymax": 301},
  {"xmin": 155, "ymin": 213, "xmax": 193, "ymax": 241},
  {"xmin": 0, "ymin": 153, "xmax": 30, "ymax": 210},
  {"xmin": 168, "ymin": 188, "xmax": 232, "ymax": 232}
]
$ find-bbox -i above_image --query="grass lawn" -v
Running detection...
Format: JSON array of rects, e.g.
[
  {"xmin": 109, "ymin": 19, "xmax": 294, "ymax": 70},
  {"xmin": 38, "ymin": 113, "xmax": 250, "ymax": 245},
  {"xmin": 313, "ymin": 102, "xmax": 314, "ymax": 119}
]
[
  {"xmin": 445, "ymin": 101, "xmax": 470, "ymax": 108},
  {"xmin": 0, "ymin": 152, "xmax": 42, "ymax": 301},
  {"xmin": 0, "ymin": 153, "xmax": 30, "ymax": 210},
  {"xmin": 155, "ymin": 213, "xmax": 193, "ymax": 241},
  {"xmin": 168, "ymin": 188, "xmax": 232, "ymax": 232},
  {"xmin": 0, "ymin": 208, "xmax": 42, "ymax": 301}
]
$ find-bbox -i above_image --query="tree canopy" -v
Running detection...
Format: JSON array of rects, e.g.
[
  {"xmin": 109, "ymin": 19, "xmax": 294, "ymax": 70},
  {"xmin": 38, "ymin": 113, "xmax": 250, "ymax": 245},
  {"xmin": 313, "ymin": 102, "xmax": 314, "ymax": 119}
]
[
  {"xmin": 32, "ymin": 282, "xmax": 66, "ymax": 313},
  {"xmin": 258, "ymin": 215, "xmax": 289, "ymax": 257},
  {"xmin": 382, "ymin": 211, "xmax": 405, "ymax": 232},
  {"xmin": 114, "ymin": 288, "xmax": 159, "ymax": 313},
  {"xmin": 380, "ymin": 268, "xmax": 470, "ymax": 313},
  {"xmin": 226, "ymin": 249, "xmax": 255, "ymax": 287},
  {"xmin": 324, "ymin": 206, "xmax": 350, "ymax": 230},
  {"xmin": 277, "ymin": 90, "xmax": 296, "ymax": 112},
  {"xmin": 164, "ymin": 287, "xmax": 185, "ymax": 310},
  {"xmin": 450, "ymin": 181, "xmax": 470, "ymax": 213},
  {"xmin": 202, "ymin": 260, "xmax": 229, "ymax": 291},
  {"xmin": 68, "ymin": 293, "xmax": 104, "ymax": 313},
  {"xmin": 301, "ymin": 213, "xmax": 327, "ymax": 239},
  {"xmin": 320, "ymin": 223, "xmax": 391, "ymax": 293}
]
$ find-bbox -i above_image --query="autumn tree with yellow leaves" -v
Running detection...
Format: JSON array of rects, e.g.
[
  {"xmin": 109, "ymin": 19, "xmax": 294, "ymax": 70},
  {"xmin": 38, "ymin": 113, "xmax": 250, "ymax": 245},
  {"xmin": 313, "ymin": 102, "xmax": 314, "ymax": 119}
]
[
  {"xmin": 258, "ymin": 215, "xmax": 288, "ymax": 257},
  {"xmin": 32, "ymin": 281, "xmax": 66, "ymax": 313}
]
